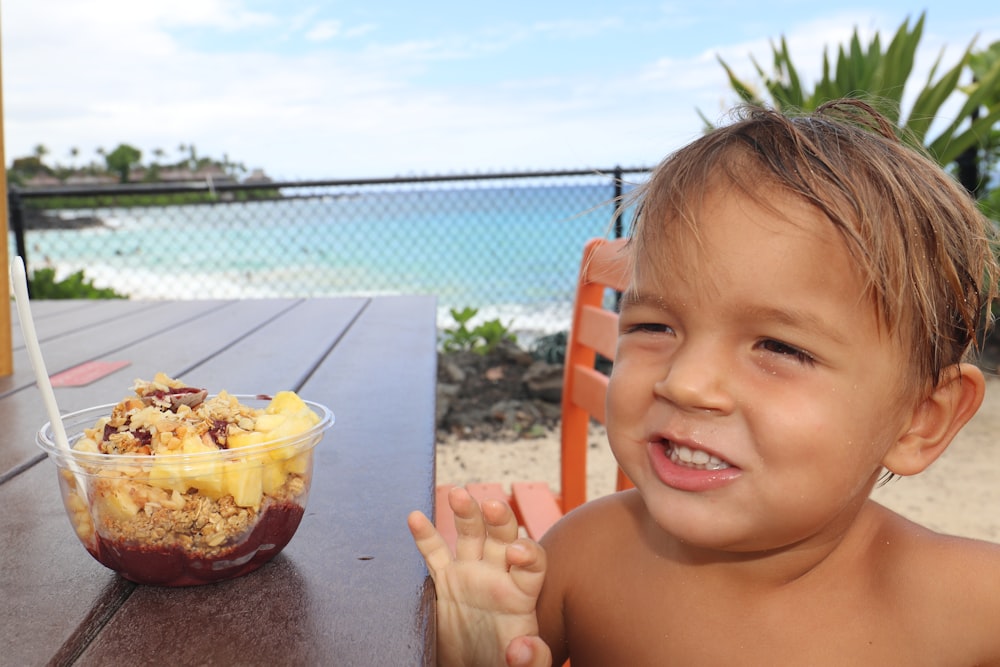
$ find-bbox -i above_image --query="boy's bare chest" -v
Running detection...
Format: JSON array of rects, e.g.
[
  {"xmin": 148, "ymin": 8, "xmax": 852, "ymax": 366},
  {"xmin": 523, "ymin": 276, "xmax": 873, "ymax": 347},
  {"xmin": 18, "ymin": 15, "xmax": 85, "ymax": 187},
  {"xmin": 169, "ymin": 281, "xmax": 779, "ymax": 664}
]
[{"xmin": 560, "ymin": 566, "xmax": 942, "ymax": 666}]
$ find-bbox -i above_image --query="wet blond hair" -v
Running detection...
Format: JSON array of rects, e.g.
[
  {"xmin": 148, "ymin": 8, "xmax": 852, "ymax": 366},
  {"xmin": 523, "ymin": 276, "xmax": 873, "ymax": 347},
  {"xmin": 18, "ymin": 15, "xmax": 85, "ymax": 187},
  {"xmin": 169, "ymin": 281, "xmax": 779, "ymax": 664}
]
[{"xmin": 626, "ymin": 99, "xmax": 997, "ymax": 387}]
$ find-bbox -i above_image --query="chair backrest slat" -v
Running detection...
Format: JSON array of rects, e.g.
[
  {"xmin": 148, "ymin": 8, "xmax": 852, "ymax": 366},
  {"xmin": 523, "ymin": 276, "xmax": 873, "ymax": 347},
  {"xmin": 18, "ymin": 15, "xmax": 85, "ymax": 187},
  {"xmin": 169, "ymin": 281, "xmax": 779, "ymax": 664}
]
[
  {"xmin": 568, "ymin": 365, "xmax": 609, "ymax": 424},
  {"xmin": 576, "ymin": 305, "xmax": 619, "ymax": 361},
  {"xmin": 559, "ymin": 237, "xmax": 631, "ymax": 512}
]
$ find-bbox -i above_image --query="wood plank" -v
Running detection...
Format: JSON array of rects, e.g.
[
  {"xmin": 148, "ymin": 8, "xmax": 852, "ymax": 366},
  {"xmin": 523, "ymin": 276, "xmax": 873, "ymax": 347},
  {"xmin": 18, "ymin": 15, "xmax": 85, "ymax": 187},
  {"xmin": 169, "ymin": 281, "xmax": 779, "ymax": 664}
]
[
  {"xmin": 74, "ymin": 296, "xmax": 439, "ymax": 666},
  {"xmin": 8, "ymin": 299, "xmax": 166, "ymax": 350},
  {"xmin": 0, "ymin": 300, "xmax": 225, "ymax": 397},
  {"xmin": 0, "ymin": 300, "xmax": 295, "ymax": 479},
  {"xmin": 180, "ymin": 297, "xmax": 369, "ymax": 393},
  {"xmin": 0, "ymin": 298, "xmax": 376, "ymax": 664},
  {"xmin": 0, "ymin": 452, "xmax": 133, "ymax": 667}
]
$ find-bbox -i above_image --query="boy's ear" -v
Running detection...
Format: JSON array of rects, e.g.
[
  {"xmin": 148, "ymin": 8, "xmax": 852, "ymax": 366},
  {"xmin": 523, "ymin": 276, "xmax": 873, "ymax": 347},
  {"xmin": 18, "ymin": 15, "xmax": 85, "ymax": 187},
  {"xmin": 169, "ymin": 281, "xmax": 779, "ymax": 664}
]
[{"xmin": 882, "ymin": 363, "xmax": 986, "ymax": 476}]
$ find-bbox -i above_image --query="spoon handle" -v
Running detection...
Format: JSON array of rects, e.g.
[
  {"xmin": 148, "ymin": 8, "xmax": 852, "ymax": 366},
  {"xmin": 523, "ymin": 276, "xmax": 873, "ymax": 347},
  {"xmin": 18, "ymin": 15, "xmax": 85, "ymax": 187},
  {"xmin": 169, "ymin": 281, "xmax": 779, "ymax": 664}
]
[{"xmin": 9, "ymin": 257, "xmax": 72, "ymax": 450}]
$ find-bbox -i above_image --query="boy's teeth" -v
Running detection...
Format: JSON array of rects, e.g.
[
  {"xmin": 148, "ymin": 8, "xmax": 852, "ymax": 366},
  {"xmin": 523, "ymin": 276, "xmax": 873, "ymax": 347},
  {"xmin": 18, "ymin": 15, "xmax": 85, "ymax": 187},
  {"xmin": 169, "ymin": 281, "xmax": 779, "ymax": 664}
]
[{"xmin": 669, "ymin": 444, "xmax": 730, "ymax": 471}]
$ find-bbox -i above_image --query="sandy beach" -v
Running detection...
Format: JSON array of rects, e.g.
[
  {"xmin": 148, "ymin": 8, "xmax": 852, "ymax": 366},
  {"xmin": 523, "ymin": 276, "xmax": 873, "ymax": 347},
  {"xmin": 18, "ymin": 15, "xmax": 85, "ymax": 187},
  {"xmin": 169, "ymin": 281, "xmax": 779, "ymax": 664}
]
[{"xmin": 437, "ymin": 374, "xmax": 1000, "ymax": 543}]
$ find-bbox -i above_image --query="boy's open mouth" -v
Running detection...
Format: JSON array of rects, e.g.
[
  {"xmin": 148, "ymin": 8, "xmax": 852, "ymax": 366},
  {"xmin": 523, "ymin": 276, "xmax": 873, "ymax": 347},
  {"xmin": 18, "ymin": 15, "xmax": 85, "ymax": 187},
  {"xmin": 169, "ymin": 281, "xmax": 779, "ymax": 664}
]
[{"xmin": 664, "ymin": 442, "xmax": 732, "ymax": 471}]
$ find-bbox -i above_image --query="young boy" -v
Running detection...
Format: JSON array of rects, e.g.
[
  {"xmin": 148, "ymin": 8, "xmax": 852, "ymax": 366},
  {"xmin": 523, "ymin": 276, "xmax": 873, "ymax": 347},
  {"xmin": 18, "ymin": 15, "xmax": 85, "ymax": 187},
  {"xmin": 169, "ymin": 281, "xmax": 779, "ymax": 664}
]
[{"xmin": 409, "ymin": 100, "xmax": 1000, "ymax": 666}]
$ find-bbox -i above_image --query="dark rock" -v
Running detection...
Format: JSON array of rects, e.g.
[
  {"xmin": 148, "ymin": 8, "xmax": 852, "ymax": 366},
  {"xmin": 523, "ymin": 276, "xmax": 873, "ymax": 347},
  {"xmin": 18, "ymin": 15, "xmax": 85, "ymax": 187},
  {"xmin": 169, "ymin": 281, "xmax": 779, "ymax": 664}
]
[
  {"xmin": 436, "ymin": 344, "xmax": 564, "ymax": 441},
  {"xmin": 436, "ymin": 383, "xmax": 460, "ymax": 424},
  {"xmin": 439, "ymin": 357, "xmax": 467, "ymax": 384},
  {"xmin": 493, "ymin": 340, "xmax": 535, "ymax": 366},
  {"xmin": 522, "ymin": 361, "xmax": 563, "ymax": 403}
]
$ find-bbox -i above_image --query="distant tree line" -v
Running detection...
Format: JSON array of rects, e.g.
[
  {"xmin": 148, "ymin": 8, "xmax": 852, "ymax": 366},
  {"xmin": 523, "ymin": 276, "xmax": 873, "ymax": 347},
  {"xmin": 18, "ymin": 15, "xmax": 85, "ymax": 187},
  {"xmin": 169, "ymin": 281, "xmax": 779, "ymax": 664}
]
[{"xmin": 7, "ymin": 141, "xmax": 257, "ymax": 188}]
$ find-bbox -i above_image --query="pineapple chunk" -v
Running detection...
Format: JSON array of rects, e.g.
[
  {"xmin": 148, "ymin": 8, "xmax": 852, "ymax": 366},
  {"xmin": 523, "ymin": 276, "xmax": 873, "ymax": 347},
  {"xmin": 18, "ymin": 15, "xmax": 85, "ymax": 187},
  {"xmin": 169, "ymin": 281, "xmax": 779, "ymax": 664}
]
[
  {"xmin": 182, "ymin": 438, "xmax": 225, "ymax": 497},
  {"xmin": 228, "ymin": 430, "xmax": 266, "ymax": 449},
  {"xmin": 188, "ymin": 469, "xmax": 224, "ymax": 498},
  {"xmin": 254, "ymin": 413, "xmax": 287, "ymax": 432},
  {"xmin": 224, "ymin": 459, "xmax": 263, "ymax": 508},
  {"xmin": 102, "ymin": 484, "xmax": 141, "ymax": 520},
  {"xmin": 266, "ymin": 391, "xmax": 309, "ymax": 416},
  {"xmin": 148, "ymin": 458, "xmax": 186, "ymax": 492},
  {"xmin": 181, "ymin": 435, "xmax": 216, "ymax": 454},
  {"xmin": 262, "ymin": 461, "xmax": 287, "ymax": 495},
  {"xmin": 265, "ymin": 420, "xmax": 314, "ymax": 460},
  {"xmin": 284, "ymin": 450, "xmax": 312, "ymax": 475}
]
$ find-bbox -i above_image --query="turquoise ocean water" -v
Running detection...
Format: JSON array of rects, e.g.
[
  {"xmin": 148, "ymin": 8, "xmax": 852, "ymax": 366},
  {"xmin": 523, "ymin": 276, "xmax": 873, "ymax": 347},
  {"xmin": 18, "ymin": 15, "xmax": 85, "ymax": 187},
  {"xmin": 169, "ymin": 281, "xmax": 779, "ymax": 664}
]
[{"xmin": 13, "ymin": 180, "xmax": 639, "ymax": 339}]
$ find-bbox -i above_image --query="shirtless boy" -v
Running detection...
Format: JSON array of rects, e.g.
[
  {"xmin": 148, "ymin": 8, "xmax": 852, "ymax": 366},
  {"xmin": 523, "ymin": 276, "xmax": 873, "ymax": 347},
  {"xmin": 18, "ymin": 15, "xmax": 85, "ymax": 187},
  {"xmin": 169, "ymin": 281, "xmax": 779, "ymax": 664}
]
[{"xmin": 409, "ymin": 100, "xmax": 1000, "ymax": 666}]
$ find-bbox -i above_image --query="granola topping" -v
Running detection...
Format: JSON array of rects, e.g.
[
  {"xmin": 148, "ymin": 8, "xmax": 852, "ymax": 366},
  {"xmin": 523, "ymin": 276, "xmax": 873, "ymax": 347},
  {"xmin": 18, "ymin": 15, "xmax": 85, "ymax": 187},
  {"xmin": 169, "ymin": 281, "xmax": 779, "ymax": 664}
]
[
  {"xmin": 86, "ymin": 470, "xmax": 307, "ymax": 557},
  {"xmin": 81, "ymin": 373, "xmax": 261, "ymax": 456},
  {"xmin": 59, "ymin": 374, "xmax": 325, "ymax": 584}
]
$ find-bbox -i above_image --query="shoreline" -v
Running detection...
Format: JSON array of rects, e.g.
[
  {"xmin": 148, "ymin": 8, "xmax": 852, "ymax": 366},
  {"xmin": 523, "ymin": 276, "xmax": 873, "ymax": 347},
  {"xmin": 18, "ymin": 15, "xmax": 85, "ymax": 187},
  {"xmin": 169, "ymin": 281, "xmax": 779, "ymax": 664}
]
[{"xmin": 436, "ymin": 375, "xmax": 1000, "ymax": 543}]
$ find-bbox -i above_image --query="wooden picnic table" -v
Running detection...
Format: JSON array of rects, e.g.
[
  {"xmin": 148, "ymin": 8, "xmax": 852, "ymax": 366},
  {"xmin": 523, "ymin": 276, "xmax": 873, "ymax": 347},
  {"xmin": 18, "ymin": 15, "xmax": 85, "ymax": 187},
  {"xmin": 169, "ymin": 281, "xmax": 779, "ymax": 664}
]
[{"xmin": 0, "ymin": 297, "xmax": 438, "ymax": 666}]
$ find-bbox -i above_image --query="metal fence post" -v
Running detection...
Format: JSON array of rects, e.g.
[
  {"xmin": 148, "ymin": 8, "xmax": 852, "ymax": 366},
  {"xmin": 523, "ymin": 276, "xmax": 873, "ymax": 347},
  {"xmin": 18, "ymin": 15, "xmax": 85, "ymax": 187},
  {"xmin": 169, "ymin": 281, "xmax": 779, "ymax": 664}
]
[
  {"xmin": 611, "ymin": 166, "xmax": 626, "ymax": 310},
  {"xmin": 8, "ymin": 189, "xmax": 30, "ymax": 296},
  {"xmin": 9, "ymin": 189, "xmax": 26, "ymax": 259},
  {"xmin": 612, "ymin": 165, "xmax": 623, "ymax": 239}
]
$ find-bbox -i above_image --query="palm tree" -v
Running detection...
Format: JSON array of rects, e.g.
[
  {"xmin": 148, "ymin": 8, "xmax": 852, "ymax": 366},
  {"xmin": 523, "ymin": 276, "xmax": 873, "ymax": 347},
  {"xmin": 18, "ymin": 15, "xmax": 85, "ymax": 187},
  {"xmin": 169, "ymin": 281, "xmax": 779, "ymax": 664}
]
[
  {"xmin": 105, "ymin": 144, "xmax": 142, "ymax": 184},
  {"xmin": 969, "ymin": 41, "xmax": 1000, "ymax": 221},
  {"xmin": 706, "ymin": 13, "xmax": 1000, "ymax": 193}
]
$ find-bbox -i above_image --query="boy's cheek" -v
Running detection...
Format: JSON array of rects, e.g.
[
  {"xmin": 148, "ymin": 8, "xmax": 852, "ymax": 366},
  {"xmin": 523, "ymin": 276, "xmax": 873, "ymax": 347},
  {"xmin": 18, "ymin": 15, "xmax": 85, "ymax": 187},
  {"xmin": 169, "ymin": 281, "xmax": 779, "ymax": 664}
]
[{"xmin": 605, "ymin": 374, "xmax": 640, "ymax": 427}]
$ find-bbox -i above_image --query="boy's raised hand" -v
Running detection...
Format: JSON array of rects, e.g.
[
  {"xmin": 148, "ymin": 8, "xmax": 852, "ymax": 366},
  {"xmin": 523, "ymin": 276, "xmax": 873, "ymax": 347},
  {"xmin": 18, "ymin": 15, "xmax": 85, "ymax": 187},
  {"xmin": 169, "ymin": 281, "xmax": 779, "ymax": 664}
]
[{"xmin": 408, "ymin": 487, "xmax": 552, "ymax": 667}]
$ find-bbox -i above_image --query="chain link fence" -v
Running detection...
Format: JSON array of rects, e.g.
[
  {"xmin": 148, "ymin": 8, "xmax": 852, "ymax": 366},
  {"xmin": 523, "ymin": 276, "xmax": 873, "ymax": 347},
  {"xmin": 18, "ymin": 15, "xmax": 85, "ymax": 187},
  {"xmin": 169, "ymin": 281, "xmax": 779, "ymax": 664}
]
[{"xmin": 9, "ymin": 168, "xmax": 651, "ymax": 344}]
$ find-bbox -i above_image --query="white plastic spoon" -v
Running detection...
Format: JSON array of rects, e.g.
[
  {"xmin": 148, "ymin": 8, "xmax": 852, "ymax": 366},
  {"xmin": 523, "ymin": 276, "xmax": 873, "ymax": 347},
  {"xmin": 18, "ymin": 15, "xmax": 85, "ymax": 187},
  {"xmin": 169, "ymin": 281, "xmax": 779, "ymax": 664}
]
[{"xmin": 9, "ymin": 257, "xmax": 78, "ymax": 475}]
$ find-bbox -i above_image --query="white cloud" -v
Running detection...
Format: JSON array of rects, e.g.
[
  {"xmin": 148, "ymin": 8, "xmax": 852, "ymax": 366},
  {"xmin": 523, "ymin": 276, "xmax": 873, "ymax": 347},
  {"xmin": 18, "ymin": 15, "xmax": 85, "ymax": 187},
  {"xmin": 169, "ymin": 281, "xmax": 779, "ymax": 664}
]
[
  {"xmin": 305, "ymin": 20, "xmax": 342, "ymax": 43},
  {"xmin": 2, "ymin": 1, "xmax": 998, "ymax": 179}
]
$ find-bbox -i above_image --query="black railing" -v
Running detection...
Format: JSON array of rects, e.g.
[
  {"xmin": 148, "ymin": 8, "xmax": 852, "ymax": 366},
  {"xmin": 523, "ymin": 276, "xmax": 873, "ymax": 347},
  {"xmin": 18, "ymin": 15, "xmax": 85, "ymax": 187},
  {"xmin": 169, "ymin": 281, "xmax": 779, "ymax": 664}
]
[{"xmin": 7, "ymin": 167, "xmax": 652, "ymax": 341}]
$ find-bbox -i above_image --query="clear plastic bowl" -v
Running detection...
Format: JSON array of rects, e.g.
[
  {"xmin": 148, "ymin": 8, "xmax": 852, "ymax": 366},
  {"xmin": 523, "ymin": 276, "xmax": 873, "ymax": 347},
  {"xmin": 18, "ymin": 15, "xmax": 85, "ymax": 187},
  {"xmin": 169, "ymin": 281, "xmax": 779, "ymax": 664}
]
[{"xmin": 36, "ymin": 396, "xmax": 333, "ymax": 586}]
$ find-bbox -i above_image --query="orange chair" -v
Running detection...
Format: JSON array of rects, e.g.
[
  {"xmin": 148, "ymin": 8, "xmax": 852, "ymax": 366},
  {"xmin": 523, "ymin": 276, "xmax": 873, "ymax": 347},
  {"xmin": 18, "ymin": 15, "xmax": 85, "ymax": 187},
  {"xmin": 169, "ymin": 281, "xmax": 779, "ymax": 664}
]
[{"xmin": 436, "ymin": 237, "xmax": 632, "ymax": 549}]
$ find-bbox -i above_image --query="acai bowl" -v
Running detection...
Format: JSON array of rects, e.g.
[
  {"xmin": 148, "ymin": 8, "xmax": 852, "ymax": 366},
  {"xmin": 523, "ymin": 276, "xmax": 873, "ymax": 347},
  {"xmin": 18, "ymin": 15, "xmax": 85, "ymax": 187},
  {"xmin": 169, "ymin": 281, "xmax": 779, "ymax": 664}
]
[{"xmin": 36, "ymin": 373, "xmax": 333, "ymax": 586}]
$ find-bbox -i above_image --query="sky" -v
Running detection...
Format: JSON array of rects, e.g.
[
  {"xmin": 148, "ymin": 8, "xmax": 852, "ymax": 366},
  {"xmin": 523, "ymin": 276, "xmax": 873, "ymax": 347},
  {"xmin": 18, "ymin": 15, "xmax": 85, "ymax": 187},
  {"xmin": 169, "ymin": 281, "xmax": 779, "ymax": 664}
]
[{"xmin": 2, "ymin": 1, "xmax": 999, "ymax": 180}]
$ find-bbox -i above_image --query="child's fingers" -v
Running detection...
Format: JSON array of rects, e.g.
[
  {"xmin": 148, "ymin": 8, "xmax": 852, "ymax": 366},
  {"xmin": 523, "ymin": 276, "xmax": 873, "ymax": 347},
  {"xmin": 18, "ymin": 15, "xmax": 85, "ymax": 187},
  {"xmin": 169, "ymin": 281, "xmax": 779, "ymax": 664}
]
[
  {"xmin": 506, "ymin": 538, "xmax": 547, "ymax": 599},
  {"xmin": 481, "ymin": 498, "xmax": 520, "ymax": 564},
  {"xmin": 406, "ymin": 510, "xmax": 455, "ymax": 574},
  {"xmin": 450, "ymin": 486, "xmax": 489, "ymax": 561},
  {"xmin": 482, "ymin": 498, "xmax": 520, "ymax": 543}
]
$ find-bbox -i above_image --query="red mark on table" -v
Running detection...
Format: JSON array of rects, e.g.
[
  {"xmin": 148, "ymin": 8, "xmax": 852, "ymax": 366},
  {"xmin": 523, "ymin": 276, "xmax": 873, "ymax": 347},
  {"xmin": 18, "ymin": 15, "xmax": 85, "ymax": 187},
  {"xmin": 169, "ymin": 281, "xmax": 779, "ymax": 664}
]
[{"xmin": 50, "ymin": 360, "xmax": 132, "ymax": 387}]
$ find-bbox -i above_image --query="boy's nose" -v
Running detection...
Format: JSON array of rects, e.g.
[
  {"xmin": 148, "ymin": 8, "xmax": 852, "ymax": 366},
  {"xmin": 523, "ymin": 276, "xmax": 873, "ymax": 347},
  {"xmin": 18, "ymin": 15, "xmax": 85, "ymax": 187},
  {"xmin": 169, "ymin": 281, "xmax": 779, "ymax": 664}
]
[{"xmin": 652, "ymin": 341, "xmax": 734, "ymax": 414}]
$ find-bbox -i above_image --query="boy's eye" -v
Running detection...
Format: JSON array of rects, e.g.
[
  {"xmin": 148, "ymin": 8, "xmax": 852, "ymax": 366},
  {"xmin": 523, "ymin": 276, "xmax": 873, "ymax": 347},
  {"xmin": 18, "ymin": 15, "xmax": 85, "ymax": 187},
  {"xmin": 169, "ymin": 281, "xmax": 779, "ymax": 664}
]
[
  {"xmin": 759, "ymin": 339, "xmax": 815, "ymax": 365},
  {"xmin": 627, "ymin": 322, "xmax": 674, "ymax": 335}
]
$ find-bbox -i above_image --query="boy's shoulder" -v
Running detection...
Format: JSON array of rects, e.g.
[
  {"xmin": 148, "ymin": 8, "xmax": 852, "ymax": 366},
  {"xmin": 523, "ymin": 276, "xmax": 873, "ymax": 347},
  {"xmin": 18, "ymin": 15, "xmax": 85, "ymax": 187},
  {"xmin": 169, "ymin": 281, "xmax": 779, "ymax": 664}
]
[
  {"xmin": 870, "ymin": 502, "xmax": 1000, "ymax": 611},
  {"xmin": 871, "ymin": 501, "xmax": 1000, "ymax": 571},
  {"xmin": 848, "ymin": 503, "xmax": 1000, "ymax": 663}
]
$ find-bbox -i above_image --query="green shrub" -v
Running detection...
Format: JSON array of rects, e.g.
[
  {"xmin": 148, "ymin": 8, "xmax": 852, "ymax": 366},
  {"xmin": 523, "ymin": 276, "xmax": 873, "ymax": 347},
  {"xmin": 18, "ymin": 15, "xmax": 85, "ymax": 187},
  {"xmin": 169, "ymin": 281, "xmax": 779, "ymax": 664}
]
[
  {"xmin": 440, "ymin": 307, "xmax": 516, "ymax": 354},
  {"xmin": 28, "ymin": 267, "xmax": 127, "ymax": 299}
]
